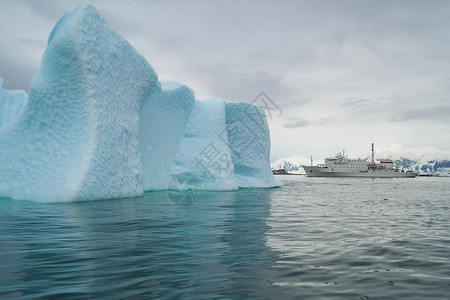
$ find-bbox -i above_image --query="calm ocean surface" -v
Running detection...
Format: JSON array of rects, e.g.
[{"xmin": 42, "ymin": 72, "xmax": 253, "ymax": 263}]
[{"xmin": 1, "ymin": 176, "xmax": 449, "ymax": 299}]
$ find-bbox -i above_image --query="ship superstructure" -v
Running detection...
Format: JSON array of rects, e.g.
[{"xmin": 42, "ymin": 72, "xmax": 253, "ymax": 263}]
[{"xmin": 303, "ymin": 144, "xmax": 418, "ymax": 178}]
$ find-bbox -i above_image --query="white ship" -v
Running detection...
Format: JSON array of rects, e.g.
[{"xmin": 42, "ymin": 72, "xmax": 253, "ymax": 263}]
[{"xmin": 303, "ymin": 144, "xmax": 418, "ymax": 178}]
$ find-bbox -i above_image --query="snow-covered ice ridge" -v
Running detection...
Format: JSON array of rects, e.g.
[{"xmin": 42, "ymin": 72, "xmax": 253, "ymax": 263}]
[{"xmin": 0, "ymin": 5, "xmax": 278, "ymax": 202}]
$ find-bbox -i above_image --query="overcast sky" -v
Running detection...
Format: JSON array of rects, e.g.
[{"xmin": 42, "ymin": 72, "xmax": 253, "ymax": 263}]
[{"xmin": 1, "ymin": 0, "xmax": 449, "ymax": 161}]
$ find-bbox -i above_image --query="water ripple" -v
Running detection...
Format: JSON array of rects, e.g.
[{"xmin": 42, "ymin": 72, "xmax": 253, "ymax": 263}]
[{"xmin": 1, "ymin": 177, "xmax": 449, "ymax": 299}]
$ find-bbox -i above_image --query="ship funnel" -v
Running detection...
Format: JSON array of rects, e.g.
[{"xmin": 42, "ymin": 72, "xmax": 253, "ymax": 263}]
[{"xmin": 371, "ymin": 143, "xmax": 375, "ymax": 163}]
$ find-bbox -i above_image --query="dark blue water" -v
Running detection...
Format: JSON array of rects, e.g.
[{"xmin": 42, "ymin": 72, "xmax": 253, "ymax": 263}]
[{"xmin": 1, "ymin": 176, "xmax": 449, "ymax": 299}]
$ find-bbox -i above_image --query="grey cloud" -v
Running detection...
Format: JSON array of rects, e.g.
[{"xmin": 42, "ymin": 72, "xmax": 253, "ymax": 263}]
[
  {"xmin": 316, "ymin": 116, "xmax": 337, "ymax": 125},
  {"xmin": 197, "ymin": 67, "xmax": 293, "ymax": 103},
  {"xmin": 281, "ymin": 98, "xmax": 311, "ymax": 110},
  {"xmin": 18, "ymin": 0, "xmax": 72, "ymax": 20},
  {"xmin": 391, "ymin": 106, "xmax": 450, "ymax": 123},
  {"xmin": 18, "ymin": 37, "xmax": 47, "ymax": 49},
  {"xmin": 282, "ymin": 118, "xmax": 310, "ymax": 129},
  {"xmin": 340, "ymin": 96, "xmax": 394, "ymax": 109},
  {"xmin": 0, "ymin": 54, "xmax": 35, "ymax": 91},
  {"xmin": 341, "ymin": 98, "xmax": 372, "ymax": 108}
]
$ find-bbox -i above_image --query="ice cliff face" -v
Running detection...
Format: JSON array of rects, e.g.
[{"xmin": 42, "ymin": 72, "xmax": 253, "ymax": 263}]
[
  {"xmin": 226, "ymin": 103, "xmax": 280, "ymax": 187},
  {"xmin": 0, "ymin": 4, "xmax": 278, "ymax": 202},
  {"xmin": 139, "ymin": 81, "xmax": 196, "ymax": 191}
]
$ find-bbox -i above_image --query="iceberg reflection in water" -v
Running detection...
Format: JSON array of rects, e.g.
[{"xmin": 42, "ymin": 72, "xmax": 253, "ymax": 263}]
[{"xmin": 0, "ymin": 189, "xmax": 287, "ymax": 299}]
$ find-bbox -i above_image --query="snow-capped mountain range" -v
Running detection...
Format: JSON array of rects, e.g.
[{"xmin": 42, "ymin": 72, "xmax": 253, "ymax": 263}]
[
  {"xmin": 271, "ymin": 144, "xmax": 450, "ymax": 176},
  {"xmin": 270, "ymin": 156, "xmax": 313, "ymax": 174}
]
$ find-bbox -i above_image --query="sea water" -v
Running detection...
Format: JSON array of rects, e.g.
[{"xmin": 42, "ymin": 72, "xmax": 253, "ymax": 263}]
[{"xmin": 0, "ymin": 176, "xmax": 449, "ymax": 299}]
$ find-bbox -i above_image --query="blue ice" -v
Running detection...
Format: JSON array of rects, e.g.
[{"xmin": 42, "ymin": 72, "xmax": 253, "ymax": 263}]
[{"xmin": 0, "ymin": 4, "xmax": 278, "ymax": 202}]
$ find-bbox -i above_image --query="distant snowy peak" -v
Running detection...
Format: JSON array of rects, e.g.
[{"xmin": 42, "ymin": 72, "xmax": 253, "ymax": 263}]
[
  {"xmin": 347, "ymin": 144, "xmax": 450, "ymax": 175},
  {"xmin": 271, "ymin": 159, "xmax": 302, "ymax": 174},
  {"xmin": 271, "ymin": 156, "xmax": 317, "ymax": 174},
  {"xmin": 348, "ymin": 143, "xmax": 450, "ymax": 162}
]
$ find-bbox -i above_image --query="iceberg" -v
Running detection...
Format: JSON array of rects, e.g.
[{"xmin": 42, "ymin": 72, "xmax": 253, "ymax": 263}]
[
  {"xmin": 0, "ymin": 77, "xmax": 28, "ymax": 128},
  {"xmin": 0, "ymin": 5, "xmax": 159, "ymax": 202},
  {"xmin": 0, "ymin": 4, "xmax": 278, "ymax": 202}
]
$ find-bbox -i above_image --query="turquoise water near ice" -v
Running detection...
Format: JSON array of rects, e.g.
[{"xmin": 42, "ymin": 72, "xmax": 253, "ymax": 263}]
[{"xmin": 1, "ymin": 176, "xmax": 449, "ymax": 299}]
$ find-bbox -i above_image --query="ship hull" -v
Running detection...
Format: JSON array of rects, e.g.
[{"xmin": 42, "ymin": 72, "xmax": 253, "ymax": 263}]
[{"xmin": 303, "ymin": 166, "xmax": 417, "ymax": 178}]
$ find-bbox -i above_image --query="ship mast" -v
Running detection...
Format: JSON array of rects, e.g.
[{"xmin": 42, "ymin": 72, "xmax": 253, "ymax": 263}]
[{"xmin": 371, "ymin": 143, "xmax": 375, "ymax": 164}]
